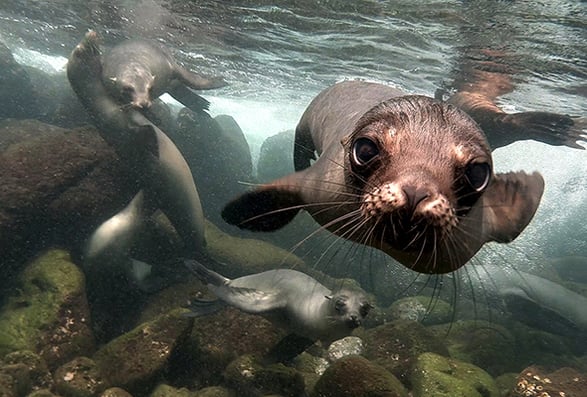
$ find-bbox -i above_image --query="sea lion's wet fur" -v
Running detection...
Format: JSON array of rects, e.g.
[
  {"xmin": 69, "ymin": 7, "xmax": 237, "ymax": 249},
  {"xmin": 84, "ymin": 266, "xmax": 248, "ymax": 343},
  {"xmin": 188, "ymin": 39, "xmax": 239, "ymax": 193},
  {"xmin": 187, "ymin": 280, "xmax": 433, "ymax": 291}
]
[
  {"xmin": 185, "ymin": 259, "xmax": 372, "ymax": 344},
  {"xmin": 67, "ymin": 31, "xmax": 206, "ymax": 259},
  {"xmin": 102, "ymin": 39, "xmax": 226, "ymax": 110},
  {"xmin": 223, "ymin": 81, "xmax": 545, "ymax": 274}
]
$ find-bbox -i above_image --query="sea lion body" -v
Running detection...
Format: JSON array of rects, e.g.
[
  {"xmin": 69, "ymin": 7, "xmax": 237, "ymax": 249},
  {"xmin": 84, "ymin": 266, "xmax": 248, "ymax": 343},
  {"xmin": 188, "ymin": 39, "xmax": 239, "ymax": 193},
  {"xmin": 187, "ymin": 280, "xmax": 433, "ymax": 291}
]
[
  {"xmin": 223, "ymin": 81, "xmax": 545, "ymax": 274},
  {"xmin": 68, "ymin": 31, "xmax": 205, "ymax": 258},
  {"xmin": 186, "ymin": 260, "xmax": 372, "ymax": 343},
  {"xmin": 102, "ymin": 39, "xmax": 226, "ymax": 110}
]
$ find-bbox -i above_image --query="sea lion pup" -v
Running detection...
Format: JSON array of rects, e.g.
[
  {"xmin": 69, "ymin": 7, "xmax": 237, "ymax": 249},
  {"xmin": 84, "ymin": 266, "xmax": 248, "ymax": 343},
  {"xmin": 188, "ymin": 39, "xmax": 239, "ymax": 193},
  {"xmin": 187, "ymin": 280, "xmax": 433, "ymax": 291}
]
[
  {"xmin": 67, "ymin": 31, "xmax": 205, "ymax": 262},
  {"xmin": 102, "ymin": 38, "xmax": 226, "ymax": 111},
  {"xmin": 222, "ymin": 80, "xmax": 545, "ymax": 274},
  {"xmin": 184, "ymin": 259, "xmax": 372, "ymax": 362}
]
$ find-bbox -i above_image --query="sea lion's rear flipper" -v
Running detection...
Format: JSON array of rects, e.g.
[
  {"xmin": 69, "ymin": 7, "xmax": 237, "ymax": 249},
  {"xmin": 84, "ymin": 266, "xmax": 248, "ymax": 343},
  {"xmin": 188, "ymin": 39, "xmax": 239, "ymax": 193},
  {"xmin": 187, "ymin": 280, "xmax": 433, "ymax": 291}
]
[
  {"xmin": 481, "ymin": 171, "xmax": 545, "ymax": 243},
  {"xmin": 263, "ymin": 333, "xmax": 316, "ymax": 364},
  {"xmin": 174, "ymin": 66, "xmax": 227, "ymax": 91},
  {"xmin": 222, "ymin": 173, "xmax": 306, "ymax": 231},
  {"xmin": 183, "ymin": 298, "xmax": 227, "ymax": 317},
  {"xmin": 167, "ymin": 80, "xmax": 211, "ymax": 112},
  {"xmin": 184, "ymin": 259, "xmax": 230, "ymax": 286}
]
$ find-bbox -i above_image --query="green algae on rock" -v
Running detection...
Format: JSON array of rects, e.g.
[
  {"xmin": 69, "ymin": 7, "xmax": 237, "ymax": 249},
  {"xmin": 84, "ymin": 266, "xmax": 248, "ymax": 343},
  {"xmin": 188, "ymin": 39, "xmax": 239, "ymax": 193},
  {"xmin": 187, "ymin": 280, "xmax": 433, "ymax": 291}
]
[
  {"xmin": 311, "ymin": 355, "xmax": 407, "ymax": 397},
  {"xmin": 410, "ymin": 352, "xmax": 499, "ymax": 397},
  {"xmin": 223, "ymin": 354, "xmax": 305, "ymax": 397},
  {"xmin": 0, "ymin": 250, "xmax": 94, "ymax": 369},
  {"xmin": 54, "ymin": 356, "xmax": 110, "ymax": 397},
  {"xmin": 388, "ymin": 296, "xmax": 453, "ymax": 325},
  {"xmin": 100, "ymin": 387, "xmax": 134, "ymax": 397},
  {"xmin": 93, "ymin": 309, "xmax": 193, "ymax": 395},
  {"xmin": 150, "ymin": 383, "xmax": 195, "ymax": 397}
]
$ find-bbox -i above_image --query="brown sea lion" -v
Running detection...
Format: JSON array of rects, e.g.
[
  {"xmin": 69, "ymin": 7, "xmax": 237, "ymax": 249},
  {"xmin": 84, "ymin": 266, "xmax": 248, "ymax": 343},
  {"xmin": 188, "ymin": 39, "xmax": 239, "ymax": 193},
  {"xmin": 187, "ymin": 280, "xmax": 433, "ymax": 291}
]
[
  {"xmin": 222, "ymin": 80, "xmax": 546, "ymax": 274},
  {"xmin": 102, "ymin": 38, "xmax": 226, "ymax": 111}
]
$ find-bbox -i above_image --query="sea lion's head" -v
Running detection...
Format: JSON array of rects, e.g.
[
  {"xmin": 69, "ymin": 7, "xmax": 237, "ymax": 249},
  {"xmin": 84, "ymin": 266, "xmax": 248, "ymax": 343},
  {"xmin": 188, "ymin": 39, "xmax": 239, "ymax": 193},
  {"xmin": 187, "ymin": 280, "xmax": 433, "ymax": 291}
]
[
  {"xmin": 222, "ymin": 96, "xmax": 544, "ymax": 274},
  {"xmin": 106, "ymin": 64, "xmax": 155, "ymax": 109},
  {"xmin": 326, "ymin": 289, "xmax": 372, "ymax": 331}
]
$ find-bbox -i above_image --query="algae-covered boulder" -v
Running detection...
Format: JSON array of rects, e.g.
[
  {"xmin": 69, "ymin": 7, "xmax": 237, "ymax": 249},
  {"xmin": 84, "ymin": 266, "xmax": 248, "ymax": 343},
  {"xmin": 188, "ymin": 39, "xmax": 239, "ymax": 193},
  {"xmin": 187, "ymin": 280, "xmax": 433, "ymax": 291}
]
[
  {"xmin": 150, "ymin": 383, "xmax": 195, "ymax": 397},
  {"xmin": 388, "ymin": 296, "xmax": 452, "ymax": 325},
  {"xmin": 312, "ymin": 355, "xmax": 407, "ymax": 397},
  {"xmin": 256, "ymin": 130, "xmax": 295, "ymax": 183},
  {"xmin": 223, "ymin": 354, "xmax": 305, "ymax": 397},
  {"xmin": 53, "ymin": 356, "xmax": 110, "ymax": 397},
  {"xmin": 100, "ymin": 388, "xmax": 133, "ymax": 397},
  {"xmin": 0, "ymin": 250, "xmax": 94, "ymax": 369},
  {"xmin": 360, "ymin": 320, "xmax": 448, "ymax": 387},
  {"xmin": 205, "ymin": 221, "xmax": 306, "ymax": 276},
  {"xmin": 410, "ymin": 352, "xmax": 499, "ymax": 397},
  {"xmin": 510, "ymin": 365, "xmax": 587, "ymax": 397},
  {"xmin": 193, "ymin": 386, "xmax": 235, "ymax": 397},
  {"xmin": 427, "ymin": 320, "xmax": 517, "ymax": 376},
  {"xmin": 93, "ymin": 309, "xmax": 193, "ymax": 395},
  {"xmin": 3, "ymin": 350, "xmax": 53, "ymax": 392}
]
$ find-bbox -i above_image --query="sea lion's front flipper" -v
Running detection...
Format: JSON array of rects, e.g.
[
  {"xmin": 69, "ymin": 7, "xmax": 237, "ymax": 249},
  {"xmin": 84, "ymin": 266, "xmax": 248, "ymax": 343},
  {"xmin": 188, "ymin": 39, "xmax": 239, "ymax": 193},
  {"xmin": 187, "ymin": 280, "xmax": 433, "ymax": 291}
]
[
  {"xmin": 481, "ymin": 171, "xmax": 545, "ymax": 243},
  {"xmin": 175, "ymin": 66, "xmax": 227, "ymax": 90},
  {"xmin": 183, "ymin": 298, "xmax": 227, "ymax": 317},
  {"xmin": 263, "ymin": 333, "xmax": 316, "ymax": 364},
  {"xmin": 167, "ymin": 80, "xmax": 211, "ymax": 112},
  {"xmin": 222, "ymin": 173, "xmax": 306, "ymax": 231}
]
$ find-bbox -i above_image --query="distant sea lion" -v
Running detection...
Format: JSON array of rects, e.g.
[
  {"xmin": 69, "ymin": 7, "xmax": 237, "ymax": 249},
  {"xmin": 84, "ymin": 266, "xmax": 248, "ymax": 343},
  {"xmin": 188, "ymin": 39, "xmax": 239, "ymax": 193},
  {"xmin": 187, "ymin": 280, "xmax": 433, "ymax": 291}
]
[
  {"xmin": 67, "ymin": 31, "xmax": 206, "ymax": 260},
  {"xmin": 102, "ymin": 38, "xmax": 226, "ymax": 111},
  {"xmin": 463, "ymin": 264, "xmax": 587, "ymax": 336},
  {"xmin": 184, "ymin": 259, "xmax": 372, "ymax": 360},
  {"xmin": 222, "ymin": 81, "xmax": 545, "ymax": 274}
]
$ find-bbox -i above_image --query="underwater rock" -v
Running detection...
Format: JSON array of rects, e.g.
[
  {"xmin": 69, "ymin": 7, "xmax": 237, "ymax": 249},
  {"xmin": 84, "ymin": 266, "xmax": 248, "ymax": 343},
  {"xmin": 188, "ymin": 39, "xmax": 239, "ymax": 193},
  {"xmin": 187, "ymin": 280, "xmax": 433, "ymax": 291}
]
[
  {"xmin": 27, "ymin": 389, "xmax": 59, "ymax": 397},
  {"xmin": 100, "ymin": 387, "xmax": 133, "ymax": 397},
  {"xmin": 53, "ymin": 356, "xmax": 110, "ymax": 397},
  {"xmin": 388, "ymin": 296, "xmax": 452, "ymax": 325},
  {"xmin": 205, "ymin": 221, "xmax": 307, "ymax": 277},
  {"xmin": 293, "ymin": 352, "xmax": 329, "ymax": 395},
  {"xmin": 410, "ymin": 352, "xmax": 499, "ymax": 397},
  {"xmin": 509, "ymin": 365, "xmax": 587, "ymax": 397},
  {"xmin": 427, "ymin": 320, "xmax": 518, "ymax": 376},
  {"xmin": 150, "ymin": 383, "xmax": 194, "ymax": 397},
  {"xmin": 360, "ymin": 319, "xmax": 449, "ymax": 387},
  {"xmin": 256, "ymin": 130, "xmax": 295, "ymax": 183},
  {"xmin": 327, "ymin": 337, "xmax": 364, "ymax": 363},
  {"xmin": 223, "ymin": 354, "xmax": 305, "ymax": 397},
  {"xmin": 193, "ymin": 386, "xmax": 235, "ymax": 397},
  {"xmin": 495, "ymin": 373, "xmax": 518, "ymax": 397},
  {"xmin": 311, "ymin": 355, "xmax": 407, "ymax": 397},
  {"xmin": 0, "ymin": 119, "xmax": 136, "ymax": 274},
  {"xmin": 0, "ymin": 250, "xmax": 94, "ymax": 369},
  {"xmin": 3, "ymin": 350, "xmax": 53, "ymax": 392},
  {"xmin": 171, "ymin": 108, "xmax": 253, "ymax": 229},
  {"xmin": 181, "ymin": 306, "xmax": 284, "ymax": 388},
  {"xmin": 92, "ymin": 309, "xmax": 193, "ymax": 395},
  {"xmin": 0, "ymin": 361, "xmax": 31, "ymax": 396}
]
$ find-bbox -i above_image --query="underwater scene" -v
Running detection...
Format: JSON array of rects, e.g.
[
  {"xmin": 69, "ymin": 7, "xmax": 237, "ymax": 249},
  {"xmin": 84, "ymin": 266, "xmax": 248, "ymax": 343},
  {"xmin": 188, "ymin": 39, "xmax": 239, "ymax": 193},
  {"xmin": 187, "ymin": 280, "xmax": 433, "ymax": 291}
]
[{"xmin": 0, "ymin": 1, "xmax": 586, "ymax": 396}]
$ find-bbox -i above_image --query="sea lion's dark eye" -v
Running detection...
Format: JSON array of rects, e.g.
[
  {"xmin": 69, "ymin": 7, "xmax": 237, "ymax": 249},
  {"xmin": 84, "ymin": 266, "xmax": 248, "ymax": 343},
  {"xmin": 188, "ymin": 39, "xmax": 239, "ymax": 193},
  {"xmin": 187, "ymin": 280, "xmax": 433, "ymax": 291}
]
[
  {"xmin": 465, "ymin": 162, "xmax": 491, "ymax": 191},
  {"xmin": 352, "ymin": 138, "xmax": 379, "ymax": 165},
  {"xmin": 360, "ymin": 302, "xmax": 372, "ymax": 317},
  {"xmin": 335, "ymin": 299, "xmax": 346, "ymax": 313}
]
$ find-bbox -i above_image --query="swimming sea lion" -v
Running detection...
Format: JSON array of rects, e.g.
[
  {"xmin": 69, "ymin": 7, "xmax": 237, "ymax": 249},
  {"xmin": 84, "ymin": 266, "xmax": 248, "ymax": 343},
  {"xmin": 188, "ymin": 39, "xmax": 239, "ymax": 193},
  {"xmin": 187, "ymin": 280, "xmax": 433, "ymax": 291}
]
[
  {"xmin": 222, "ymin": 80, "xmax": 545, "ymax": 274},
  {"xmin": 102, "ymin": 38, "xmax": 226, "ymax": 111},
  {"xmin": 184, "ymin": 259, "xmax": 372, "ymax": 348},
  {"xmin": 67, "ymin": 31, "xmax": 205, "ymax": 259},
  {"xmin": 462, "ymin": 264, "xmax": 587, "ymax": 336}
]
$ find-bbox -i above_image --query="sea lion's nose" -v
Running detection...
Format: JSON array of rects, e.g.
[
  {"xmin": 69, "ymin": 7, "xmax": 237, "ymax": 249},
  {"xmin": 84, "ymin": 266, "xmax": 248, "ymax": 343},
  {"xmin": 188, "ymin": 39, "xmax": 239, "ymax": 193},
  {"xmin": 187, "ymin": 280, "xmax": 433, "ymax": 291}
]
[{"xmin": 402, "ymin": 185, "xmax": 430, "ymax": 213}]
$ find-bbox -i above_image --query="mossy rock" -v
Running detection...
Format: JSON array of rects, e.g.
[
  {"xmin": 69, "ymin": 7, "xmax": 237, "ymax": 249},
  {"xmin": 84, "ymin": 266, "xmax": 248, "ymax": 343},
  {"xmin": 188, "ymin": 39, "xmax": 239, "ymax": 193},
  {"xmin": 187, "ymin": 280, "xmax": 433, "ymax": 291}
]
[
  {"xmin": 53, "ymin": 356, "xmax": 110, "ymax": 397},
  {"xmin": 93, "ymin": 309, "xmax": 193, "ymax": 395},
  {"xmin": 205, "ymin": 221, "xmax": 306, "ymax": 276},
  {"xmin": 312, "ymin": 355, "xmax": 407, "ymax": 397},
  {"xmin": 359, "ymin": 319, "xmax": 449, "ymax": 387},
  {"xmin": 410, "ymin": 352, "xmax": 499, "ymax": 397},
  {"xmin": 388, "ymin": 296, "xmax": 452, "ymax": 325},
  {"xmin": 3, "ymin": 350, "xmax": 52, "ymax": 391},
  {"xmin": 193, "ymin": 386, "xmax": 236, "ymax": 397},
  {"xmin": 427, "ymin": 320, "xmax": 517, "ymax": 376},
  {"xmin": 223, "ymin": 354, "xmax": 305, "ymax": 397},
  {"xmin": 0, "ymin": 250, "xmax": 94, "ymax": 369},
  {"xmin": 100, "ymin": 388, "xmax": 133, "ymax": 397},
  {"xmin": 150, "ymin": 383, "xmax": 195, "ymax": 397}
]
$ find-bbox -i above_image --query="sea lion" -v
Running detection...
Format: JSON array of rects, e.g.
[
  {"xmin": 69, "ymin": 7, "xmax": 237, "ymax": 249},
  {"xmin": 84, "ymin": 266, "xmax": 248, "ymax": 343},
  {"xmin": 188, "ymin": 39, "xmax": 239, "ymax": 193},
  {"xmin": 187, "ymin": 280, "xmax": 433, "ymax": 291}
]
[
  {"xmin": 462, "ymin": 264, "xmax": 587, "ymax": 336},
  {"xmin": 102, "ymin": 38, "xmax": 226, "ymax": 111},
  {"xmin": 67, "ymin": 31, "xmax": 206, "ymax": 259},
  {"xmin": 184, "ymin": 259, "xmax": 372, "ymax": 358},
  {"xmin": 222, "ymin": 80, "xmax": 545, "ymax": 274}
]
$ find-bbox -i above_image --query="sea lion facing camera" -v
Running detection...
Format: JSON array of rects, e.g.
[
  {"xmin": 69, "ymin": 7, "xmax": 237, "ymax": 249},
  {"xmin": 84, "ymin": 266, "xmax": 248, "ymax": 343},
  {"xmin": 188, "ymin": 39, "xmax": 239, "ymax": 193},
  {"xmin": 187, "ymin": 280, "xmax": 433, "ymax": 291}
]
[
  {"xmin": 222, "ymin": 81, "xmax": 545, "ymax": 274},
  {"xmin": 102, "ymin": 38, "xmax": 226, "ymax": 111}
]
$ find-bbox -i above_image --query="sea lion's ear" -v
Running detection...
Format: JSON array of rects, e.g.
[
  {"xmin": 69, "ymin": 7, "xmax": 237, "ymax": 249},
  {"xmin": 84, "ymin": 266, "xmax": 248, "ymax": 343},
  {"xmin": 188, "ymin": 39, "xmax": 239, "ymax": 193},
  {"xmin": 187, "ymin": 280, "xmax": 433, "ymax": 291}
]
[
  {"xmin": 222, "ymin": 174, "xmax": 306, "ymax": 231},
  {"xmin": 482, "ymin": 171, "xmax": 545, "ymax": 243}
]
